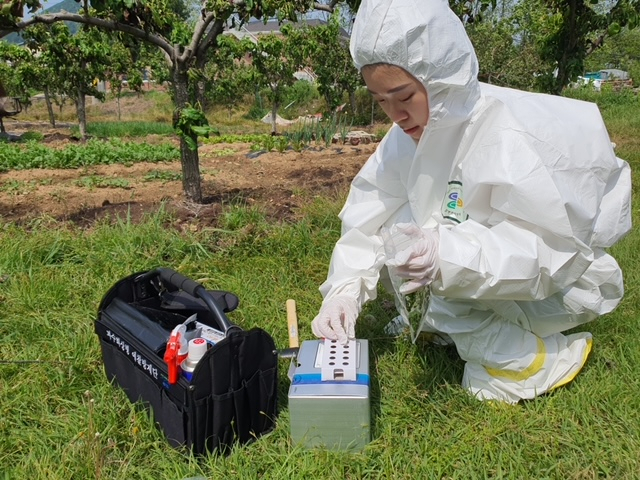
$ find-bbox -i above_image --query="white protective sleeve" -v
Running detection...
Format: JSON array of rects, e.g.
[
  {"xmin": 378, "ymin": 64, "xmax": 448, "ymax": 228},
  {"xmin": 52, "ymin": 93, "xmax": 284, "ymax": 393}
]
[{"xmin": 319, "ymin": 133, "xmax": 413, "ymax": 308}]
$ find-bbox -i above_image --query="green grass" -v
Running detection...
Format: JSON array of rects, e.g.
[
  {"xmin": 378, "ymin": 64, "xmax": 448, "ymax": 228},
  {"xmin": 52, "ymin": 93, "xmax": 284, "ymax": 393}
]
[
  {"xmin": 82, "ymin": 121, "xmax": 176, "ymax": 138},
  {"xmin": 1, "ymin": 92, "xmax": 639, "ymax": 479}
]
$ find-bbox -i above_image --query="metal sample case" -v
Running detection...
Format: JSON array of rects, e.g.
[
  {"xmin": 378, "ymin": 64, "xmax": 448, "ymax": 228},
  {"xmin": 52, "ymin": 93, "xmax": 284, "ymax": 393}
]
[{"xmin": 288, "ymin": 338, "xmax": 370, "ymax": 451}]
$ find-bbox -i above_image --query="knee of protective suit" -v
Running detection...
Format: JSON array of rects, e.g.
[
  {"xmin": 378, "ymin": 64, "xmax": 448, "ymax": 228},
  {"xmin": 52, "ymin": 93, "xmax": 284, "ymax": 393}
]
[
  {"xmin": 459, "ymin": 331, "xmax": 593, "ymax": 404},
  {"xmin": 447, "ymin": 315, "xmax": 542, "ymax": 372}
]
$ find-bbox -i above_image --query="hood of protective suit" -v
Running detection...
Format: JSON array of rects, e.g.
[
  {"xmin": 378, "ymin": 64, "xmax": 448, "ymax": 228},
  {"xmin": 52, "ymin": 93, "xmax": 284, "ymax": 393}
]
[{"xmin": 350, "ymin": 0, "xmax": 481, "ymax": 131}]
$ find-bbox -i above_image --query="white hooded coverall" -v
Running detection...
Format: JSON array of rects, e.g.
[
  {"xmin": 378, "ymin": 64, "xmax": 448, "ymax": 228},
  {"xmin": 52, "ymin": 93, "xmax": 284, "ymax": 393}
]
[{"xmin": 318, "ymin": 0, "xmax": 632, "ymax": 403}]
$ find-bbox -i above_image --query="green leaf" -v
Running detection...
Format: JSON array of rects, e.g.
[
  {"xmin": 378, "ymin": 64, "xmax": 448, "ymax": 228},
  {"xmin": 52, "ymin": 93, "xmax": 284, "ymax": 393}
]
[
  {"xmin": 184, "ymin": 135, "xmax": 197, "ymax": 151},
  {"xmin": 191, "ymin": 125, "xmax": 211, "ymax": 137},
  {"xmin": 607, "ymin": 22, "xmax": 621, "ymax": 36}
]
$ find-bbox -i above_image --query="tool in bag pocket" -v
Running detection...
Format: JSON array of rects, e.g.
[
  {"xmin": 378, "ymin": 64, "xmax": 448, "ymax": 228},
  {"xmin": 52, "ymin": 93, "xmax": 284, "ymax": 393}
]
[{"xmin": 94, "ymin": 267, "xmax": 279, "ymax": 455}]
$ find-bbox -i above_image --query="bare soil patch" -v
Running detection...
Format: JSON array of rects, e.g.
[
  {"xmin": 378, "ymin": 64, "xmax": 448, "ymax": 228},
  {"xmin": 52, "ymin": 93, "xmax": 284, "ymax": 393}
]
[{"xmin": 0, "ymin": 121, "xmax": 376, "ymax": 228}]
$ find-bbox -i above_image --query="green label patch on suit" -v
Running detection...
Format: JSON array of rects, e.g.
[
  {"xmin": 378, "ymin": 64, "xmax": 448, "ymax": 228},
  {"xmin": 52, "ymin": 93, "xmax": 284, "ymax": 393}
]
[{"xmin": 442, "ymin": 180, "xmax": 467, "ymax": 223}]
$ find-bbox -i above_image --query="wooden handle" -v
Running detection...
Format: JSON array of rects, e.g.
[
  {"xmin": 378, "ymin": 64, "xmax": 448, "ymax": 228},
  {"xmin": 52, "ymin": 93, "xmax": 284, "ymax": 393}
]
[{"xmin": 286, "ymin": 299, "xmax": 299, "ymax": 349}]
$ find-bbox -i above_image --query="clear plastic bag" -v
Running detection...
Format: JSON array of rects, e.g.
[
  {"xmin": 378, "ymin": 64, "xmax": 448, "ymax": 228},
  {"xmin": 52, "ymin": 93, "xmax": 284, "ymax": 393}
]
[{"xmin": 380, "ymin": 224, "xmax": 430, "ymax": 342}]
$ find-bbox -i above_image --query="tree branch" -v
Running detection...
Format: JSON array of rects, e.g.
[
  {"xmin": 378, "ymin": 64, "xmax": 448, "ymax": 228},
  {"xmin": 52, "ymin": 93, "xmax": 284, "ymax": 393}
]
[
  {"xmin": 184, "ymin": 12, "xmax": 218, "ymax": 62},
  {"xmin": 312, "ymin": 1, "xmax": 340, "ymax": 13},
  {"xmin": 195, "ymin": 17, "xmax": 225, "ymax": 61},
  {"xmin": 229, "ymin": 0, "xmax": 340, "ymax": 14},
  {"xmin": 14, "ymin": 13, "xmax": 174, "ymax": 56},
  {"xmin": 586, "ymin": 33, "xmax": 607, "ymax": 55}
]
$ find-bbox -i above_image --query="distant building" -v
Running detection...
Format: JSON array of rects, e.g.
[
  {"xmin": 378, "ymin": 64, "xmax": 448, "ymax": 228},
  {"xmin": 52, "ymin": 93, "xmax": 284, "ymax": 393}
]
[
  {"xmin": 576, "ymin": 68, "xmax": 632, "ymax": 92},
  {"xmin": 224, "ymin": 18, "xmax": 348, "ymax": 86},
  {"xmin": 598, "ymin": 69, "xmax": 630, "ymax": 81},
  {"xmin": 584, "ymin": 69, "xmax": 630, "ymax": 81},
  {"xmin": 225, "ymin": 18, "xmax": 349, "ymax": 43}
]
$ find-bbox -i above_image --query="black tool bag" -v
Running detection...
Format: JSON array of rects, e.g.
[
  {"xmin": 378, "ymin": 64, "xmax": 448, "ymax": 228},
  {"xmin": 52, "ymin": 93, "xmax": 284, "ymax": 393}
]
[{"xmin": 94, "ymin": 267, "xmax": 279, "ymax": 455}]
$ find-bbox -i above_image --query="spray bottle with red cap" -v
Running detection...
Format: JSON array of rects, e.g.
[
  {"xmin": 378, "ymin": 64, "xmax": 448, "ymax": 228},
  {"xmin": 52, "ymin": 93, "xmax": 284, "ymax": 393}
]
[{"xmin": 164, "ymin": 324, "xmax": 188, "ymax": 385}]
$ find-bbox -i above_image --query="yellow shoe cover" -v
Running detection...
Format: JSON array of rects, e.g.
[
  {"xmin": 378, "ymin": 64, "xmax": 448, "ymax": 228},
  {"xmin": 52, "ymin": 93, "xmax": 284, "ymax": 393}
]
[{"xmin": 461, "ymin": 332, "xmax": 593, "ymax": 404}]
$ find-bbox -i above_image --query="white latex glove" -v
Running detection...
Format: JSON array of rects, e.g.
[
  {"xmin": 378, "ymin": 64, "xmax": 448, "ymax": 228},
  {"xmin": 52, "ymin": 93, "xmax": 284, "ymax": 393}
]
[
  {"xmin": 385, "ymin": 223, "xmax": 440, "ymax": 294},
  {"xmin": 311, "ymin": 295, "xmax": 359, "ymax": 344}
]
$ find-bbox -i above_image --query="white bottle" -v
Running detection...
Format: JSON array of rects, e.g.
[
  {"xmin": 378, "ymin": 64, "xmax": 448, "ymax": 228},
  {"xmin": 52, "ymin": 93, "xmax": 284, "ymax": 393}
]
[{"xmin": 180, "ymin": 338, "xmax": 208, "ymax": 381}]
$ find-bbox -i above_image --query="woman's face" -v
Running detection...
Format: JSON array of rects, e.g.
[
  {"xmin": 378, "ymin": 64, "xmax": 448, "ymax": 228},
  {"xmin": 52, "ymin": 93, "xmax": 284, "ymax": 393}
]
[{"xmin": 362, "ymin": 64, "xmax": 430, "ymax": 141}]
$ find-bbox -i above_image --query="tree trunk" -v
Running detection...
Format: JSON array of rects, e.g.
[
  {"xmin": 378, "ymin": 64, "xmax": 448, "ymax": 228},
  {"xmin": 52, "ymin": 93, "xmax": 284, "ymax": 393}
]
[
  {"xmin": 552, "ymin": 0, "xmax": 580, "ymax": 95},
  {"xmin": 194, "ymin": 55, "xmax": 207, "ymax": 108},
  {"xmin": 196, "ymin": 78, "xmax": 207, "ymax": 109},
  {"xmin": 349, "ymin": 91, "xmax": 356, "ymax": 118},
  {"xmin": 43, "ymin": 86, "xmax": 56, "ymax": 128},
  {"xmin": 173, "ymin": 67, "xmax": 203, "ymax": 203},
  {"xmin": 371, "ymin": 97, "xmax": 375, "ymax": 126},
  {"xmin": 271, "ymin": 103, "xmax": 278, "ymax": 135},
  {"xmin": 76, "ymin": 87, "xmax": 87, "ymax": 140}
]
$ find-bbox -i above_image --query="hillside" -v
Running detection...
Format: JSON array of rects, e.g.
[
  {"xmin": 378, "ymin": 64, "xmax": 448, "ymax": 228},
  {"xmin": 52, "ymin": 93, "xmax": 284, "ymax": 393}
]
[{"xmin": 2, "ymin": 0, "xmax": 81, "ymax": 45}]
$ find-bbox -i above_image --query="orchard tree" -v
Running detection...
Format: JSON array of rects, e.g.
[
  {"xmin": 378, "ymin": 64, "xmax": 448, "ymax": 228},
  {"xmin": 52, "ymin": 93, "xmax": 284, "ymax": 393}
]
[
  {"xmin": 102, "ymin": 38, "xmax": 144, "ymax": 120},
  {"xmin": 0, "ymin": 41, "xmax": 32, "ymax": 106},
  {"xmin": 511, "ymin": 0, "xmax": 640, "ymax": 94},
  {"xmin": 585, "ymin": 27, "xmax": 640, "ymax": 85},
  {"xmin": 0, "ymin": 0, "xmax": 360, "ymax": 203},
  {"xmin": 21, "ymin": 23, "xmax": 110, "ymax": 138},
  {"xmin": 289, "ymin": 11, "xmax": 361, "ymax": 115},
  {"xmin": 250, "ymin": 27, "xmax": 304, "ymax": 134},
  {"xmin": 27, "ymin": 55, "xmax": 60, "ymax": 126},
  {"xmin": 467, "ymin": 19, "xmax": 546, "ymax": 91},
  {"xmin": 7, "ymin": 27, "xmax": 72, "ymax": 126},
  {"xmin": 449, "ymin": 0, "xmax": 497, "ymax": 24},
  {"xmin": 203, "ymin": 34, "xmax": 254, "ymax": 117}
]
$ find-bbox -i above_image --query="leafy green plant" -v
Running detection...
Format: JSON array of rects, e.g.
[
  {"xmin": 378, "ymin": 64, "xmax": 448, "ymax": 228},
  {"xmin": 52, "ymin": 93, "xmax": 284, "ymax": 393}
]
[
  {"xmin": 282, "ymin": 80, "xmax": 318, "ymax": 109},
  {"xmin": 0, "ymin": 179, "xmax": 37, "ymax": 195},
  {"xmin": 142, "ymin": 170, "xmax": 182, "ymax": 183},
  {"xmin": 337, "ymin": 115, "xmax": 353, "ymax": 144},
  {"xmin": 285, "ymin": 13, "xmax": 361, "ymax": 115},
  {"xmin": 18, "ymin": 131, "xmax": 45, "ymax": 142},
  {"xmin": 311, "ymin": 115, "xmax": 339, "ymax": 147},
  {"xmin": 75, "ymin": 175, "xmax": 131, "ymax": 190},
  {"xmin": 173, "ymin": 105, "xmax": 220, "ymax": 150},
  {"xmin": 0, "ymin": 139, "xmax": 179, "ymax": 171},
  {"xmin": 212, "ymin": 148, "xmax": 236, "ymax": 157},
  {"xmin": 275, "ymin": 136, "xmax": 289, "ymax": 153},
  {"xmin": 202, "ymin": 133, "xmax": 271, "ymax": 145},
  {"xmin": 291, "ymin": 139, "xmax": 305, "ymax": 152},
  {"xmin": 284, "ymin": 118, "xmax": 318, "ymax": 150},
  {"xmin": 259, "ymin": 135, "xmax": 276, "ymax": 152}
]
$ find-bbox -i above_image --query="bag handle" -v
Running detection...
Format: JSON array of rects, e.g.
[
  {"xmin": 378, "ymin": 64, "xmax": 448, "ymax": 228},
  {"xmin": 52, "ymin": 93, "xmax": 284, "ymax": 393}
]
[{"xmin": 155, "ymin": 267, "xmax": 242, "ymax": 336}]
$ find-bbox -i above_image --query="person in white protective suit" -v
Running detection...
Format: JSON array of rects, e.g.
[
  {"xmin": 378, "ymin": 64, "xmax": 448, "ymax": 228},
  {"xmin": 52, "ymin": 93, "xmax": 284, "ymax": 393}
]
[{"xmin": 310, "ymin": 0, "xmax": 632, "ymax": 403}]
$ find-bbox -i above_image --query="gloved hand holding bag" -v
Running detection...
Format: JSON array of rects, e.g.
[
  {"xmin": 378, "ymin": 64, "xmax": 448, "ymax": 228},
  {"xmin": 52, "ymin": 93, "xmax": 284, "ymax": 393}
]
[{"xmin": 383, "ymin": 223, "xmax": 440, "ymax": 294}]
